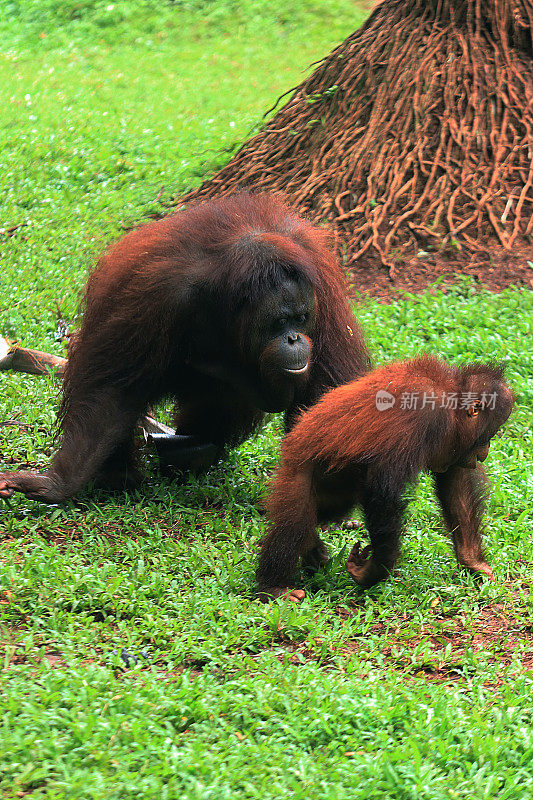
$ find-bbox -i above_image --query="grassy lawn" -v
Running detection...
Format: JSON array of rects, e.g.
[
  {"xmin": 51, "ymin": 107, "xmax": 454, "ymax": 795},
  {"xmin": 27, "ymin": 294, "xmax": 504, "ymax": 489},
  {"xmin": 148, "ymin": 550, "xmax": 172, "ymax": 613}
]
[{"xmin": 1, "ymin": 2, "xmax": 533, "ymax": 798}]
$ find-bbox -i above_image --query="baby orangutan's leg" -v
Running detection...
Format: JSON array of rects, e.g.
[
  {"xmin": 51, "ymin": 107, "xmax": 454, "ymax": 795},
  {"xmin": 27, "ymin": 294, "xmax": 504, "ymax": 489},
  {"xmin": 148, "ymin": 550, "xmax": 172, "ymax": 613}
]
[
  {"xmin": 434, "ymin": 465, "xmax": 494, "ymax": 581},
  {"xmin": 301, "ymin": 536, "xmax": 329, "ymax": 573},
  {"xmin": 257, "ymin": 467, "xmax": 318, "ymax": 602},
  {"xmin": 346, "ymin": 489, "xmax": 406, "ymax": 588}
]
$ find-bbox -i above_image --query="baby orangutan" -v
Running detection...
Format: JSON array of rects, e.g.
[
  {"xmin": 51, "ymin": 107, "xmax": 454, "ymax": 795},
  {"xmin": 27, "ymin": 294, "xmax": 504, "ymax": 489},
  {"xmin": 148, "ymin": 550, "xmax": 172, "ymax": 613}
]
[{"xmin": 257, "ymin": 356, "xmax": 514, "ymax": 601}]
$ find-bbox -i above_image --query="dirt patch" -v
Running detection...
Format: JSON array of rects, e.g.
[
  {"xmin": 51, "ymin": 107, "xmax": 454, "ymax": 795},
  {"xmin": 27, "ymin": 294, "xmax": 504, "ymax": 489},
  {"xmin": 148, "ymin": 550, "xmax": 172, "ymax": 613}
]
[
  {"xmin": 355, "ymin": 603, "xmax": 532, "ymax": 683},
  {"xmin": 277, "ymin": 594, "xmax": 532, "ymax": 684},
  {"xmin": 0, "ymin": 629, "xmax": 68, "ymax": 671},
  {"xmin": 0, "ymin": 514, "xmax": 187, "ymax": 553},
  {"xmin": 347, "ymin": 247, "xmax": 533, "ymax": 301},
  {"xmin": 0, "ymin": 629, "xmax": 205, "ymax": 682}
]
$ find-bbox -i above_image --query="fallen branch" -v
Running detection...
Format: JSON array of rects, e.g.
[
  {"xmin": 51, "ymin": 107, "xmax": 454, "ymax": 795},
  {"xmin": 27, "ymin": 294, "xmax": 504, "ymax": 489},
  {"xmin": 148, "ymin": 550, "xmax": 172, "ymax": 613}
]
[
  {"xmin": 0, "ymin": 337, "xmax": 66, "ymax": 376},
  {"xmin": 0, "ymin": 222, "xmax": 28, "ymax": 238},
  {"xmin": 0, "ymin": 337, "xmax": 173, "ymax": 436}
]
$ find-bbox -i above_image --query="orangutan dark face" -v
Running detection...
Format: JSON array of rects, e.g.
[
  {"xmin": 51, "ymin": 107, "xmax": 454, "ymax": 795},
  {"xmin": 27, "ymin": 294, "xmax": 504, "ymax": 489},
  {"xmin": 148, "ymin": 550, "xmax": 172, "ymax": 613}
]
[{"xmin": 246, "ymin": 278, "xmax": 317, "ymax": 412}]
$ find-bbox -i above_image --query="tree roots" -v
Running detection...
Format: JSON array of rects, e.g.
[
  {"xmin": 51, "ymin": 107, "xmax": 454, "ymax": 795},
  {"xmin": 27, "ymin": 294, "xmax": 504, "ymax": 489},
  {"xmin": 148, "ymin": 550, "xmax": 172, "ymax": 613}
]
[{"xmin": 179, "ymin": 0, "xmax": 533, "ymax": 275}]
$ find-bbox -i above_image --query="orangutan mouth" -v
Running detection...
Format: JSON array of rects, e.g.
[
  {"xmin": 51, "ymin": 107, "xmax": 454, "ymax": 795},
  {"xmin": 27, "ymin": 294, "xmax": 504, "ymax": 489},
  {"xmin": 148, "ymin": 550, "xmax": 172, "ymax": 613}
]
[{"xmin": 284, "ymin": 363, "xmax": 309, "ymax": 374}]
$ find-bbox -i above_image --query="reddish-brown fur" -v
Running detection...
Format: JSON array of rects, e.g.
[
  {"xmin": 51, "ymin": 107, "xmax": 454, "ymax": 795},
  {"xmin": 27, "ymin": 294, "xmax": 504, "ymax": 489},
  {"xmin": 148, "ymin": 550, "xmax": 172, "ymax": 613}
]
[
  {"xmin": 0, "ymin": 192, "xmax": 370, "ymax": 503},
  {"xmin": 257, "ymin": 356, "xmax": 514, "ymax": 600}
]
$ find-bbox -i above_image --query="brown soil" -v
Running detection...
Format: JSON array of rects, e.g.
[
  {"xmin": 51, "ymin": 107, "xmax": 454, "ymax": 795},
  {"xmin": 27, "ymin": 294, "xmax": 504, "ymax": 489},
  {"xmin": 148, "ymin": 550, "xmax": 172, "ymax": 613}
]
[
  {"xmin": 0, "ymin": 513, "xmax": 188, "ymax": 554},
  {"xmin": 3, "ymin": 590, "xmax": 531, "ymax": 687},
  {"xmin": 346, "ymin": 602, "xmax": 532, "ymax": 683},
  {"xmin": 347, "ymin": 246, "xmax": 533, "ymax": 301},
  {"xmin": 278, "ymin": 590, "xmax": 533, "ymax": 685}
]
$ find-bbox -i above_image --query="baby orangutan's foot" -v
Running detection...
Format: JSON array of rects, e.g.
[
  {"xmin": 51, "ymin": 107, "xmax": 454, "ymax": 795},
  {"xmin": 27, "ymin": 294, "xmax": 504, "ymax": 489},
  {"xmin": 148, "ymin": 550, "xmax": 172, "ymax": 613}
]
[
  {"xmin": 258, "ymin": 587, "xmax": 306, "ymax": 603},
  {"xmin": 455, "ymin": 547, "xmax": 495, "ymax": 582},
  {"xmin": 0, "ymin": 476, "xmax": 15, "ymax": 499},
  {"xmin": 346, "ymin": 543, "xmax": 388, "ymax": 588},
  {"xmin": 463, "ymin": 560, "xmax": 495, "ymax": 582},
  {"xmin": 346, "ymin": 542, "xmax": 372, "ymax": 583}
]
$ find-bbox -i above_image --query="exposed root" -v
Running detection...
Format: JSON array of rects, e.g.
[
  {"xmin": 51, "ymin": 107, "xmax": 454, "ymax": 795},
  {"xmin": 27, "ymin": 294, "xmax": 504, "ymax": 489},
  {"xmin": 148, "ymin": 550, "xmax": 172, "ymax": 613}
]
[{"xmin": 179, "ymin": 0, "xmax": 533, "ymax": 273}]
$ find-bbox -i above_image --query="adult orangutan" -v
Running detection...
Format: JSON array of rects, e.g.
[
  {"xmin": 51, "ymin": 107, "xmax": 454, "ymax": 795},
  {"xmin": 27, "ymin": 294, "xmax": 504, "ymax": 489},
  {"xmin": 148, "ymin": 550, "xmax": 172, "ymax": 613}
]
[{"xmin": 0, "ymin": 192, "xmax": 370, "ymax": 503}]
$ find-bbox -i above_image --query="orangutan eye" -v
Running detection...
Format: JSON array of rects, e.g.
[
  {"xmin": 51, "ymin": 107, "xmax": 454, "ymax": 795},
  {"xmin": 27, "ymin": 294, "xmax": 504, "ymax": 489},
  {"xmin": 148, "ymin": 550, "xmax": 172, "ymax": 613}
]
[
  {"xmin": 467, "ymin": 402, "xmax": 482, "ymax": 418},
  {"xmin": 297, "ymin": 313, "xmax": 308, "ymax": 325}
]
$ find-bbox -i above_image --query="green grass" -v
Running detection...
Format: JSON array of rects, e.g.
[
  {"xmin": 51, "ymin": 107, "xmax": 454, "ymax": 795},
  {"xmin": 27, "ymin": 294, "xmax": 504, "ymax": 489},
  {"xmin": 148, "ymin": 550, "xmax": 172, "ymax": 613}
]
[{"xmin": 1, "ymin": 2, "xmax": 533, "ymax": 798}]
